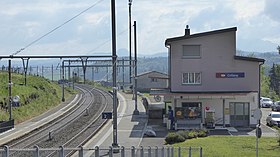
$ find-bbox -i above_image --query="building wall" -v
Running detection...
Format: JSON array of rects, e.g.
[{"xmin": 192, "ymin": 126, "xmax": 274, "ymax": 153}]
[
  {"xmin": 137, "ymin": 72, "xmax": 168, "ymax": 92},
  {"xmin": 169, "ymin": 31, "xmax": 259, "ymax": 92},
  {"xmin": 172, "ymin": 92, "xmax": 258, "ymax": 126}
]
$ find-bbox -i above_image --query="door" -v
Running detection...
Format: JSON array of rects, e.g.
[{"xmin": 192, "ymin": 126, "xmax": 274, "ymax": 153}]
[{"xmin": 230, "ymin": 102, "xmax": 249, "ymax": 127}]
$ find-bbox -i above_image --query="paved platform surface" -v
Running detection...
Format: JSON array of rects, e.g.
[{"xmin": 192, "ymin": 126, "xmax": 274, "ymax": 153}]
[{"xmin": 83, "ymin": 92, "xmax": 150, "ymax": 156}]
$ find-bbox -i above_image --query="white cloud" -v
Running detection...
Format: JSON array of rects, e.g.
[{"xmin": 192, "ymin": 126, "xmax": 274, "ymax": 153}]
[
  {"xmin": 0, "ymin": 0, "xmax": 279, "ymax": 56},
  {"xmin": 227, "ymin": 0, "xmax": 265, "ymax": 21}
]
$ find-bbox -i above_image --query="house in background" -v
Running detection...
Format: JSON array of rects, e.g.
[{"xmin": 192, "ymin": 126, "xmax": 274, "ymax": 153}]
[
  {"xmin": 136, "ymin": 71, "xmax": 168, "ymax": 93},
  {"xmin": 152, "ymin": 26, "xmax": 265, "ymax": 129}
]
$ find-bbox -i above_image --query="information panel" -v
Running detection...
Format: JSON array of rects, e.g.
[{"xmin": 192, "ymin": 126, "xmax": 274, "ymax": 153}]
[{"xmin": 216, "ymin": 72, "xmax": 245, "ymax": 78}]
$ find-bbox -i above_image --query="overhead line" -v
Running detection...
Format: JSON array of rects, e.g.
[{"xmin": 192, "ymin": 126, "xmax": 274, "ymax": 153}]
[
  {"xmin": 11, "ymin": 0, "xmax": 105, "ymax": 56},
  {"xmin": 88, "ymin": 27, "xmax": 129, "ymax": 54}
]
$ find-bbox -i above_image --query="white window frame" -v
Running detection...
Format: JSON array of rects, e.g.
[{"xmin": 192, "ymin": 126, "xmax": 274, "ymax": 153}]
[
  {"xmin": 182, "ymin": 45, "xmax": 201, "ymax": 58},
  {"xmin": 182, "ymin": 72, "xmax": 201, "ymax": 85}
]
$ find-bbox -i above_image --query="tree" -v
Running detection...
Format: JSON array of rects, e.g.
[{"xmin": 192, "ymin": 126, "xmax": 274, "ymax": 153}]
[
  {"xmin": 269, "ymin": 63, "xmax": 278, "ymax": 94},
  {"xmin": 261, "ymin": 66, "xmax": 270, "ymax": 95}
]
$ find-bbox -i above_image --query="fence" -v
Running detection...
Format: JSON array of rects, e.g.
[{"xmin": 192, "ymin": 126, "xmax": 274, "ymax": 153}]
[{"xmin": 0, "ymin": 145, "xmax": 203, "ymax": 157}]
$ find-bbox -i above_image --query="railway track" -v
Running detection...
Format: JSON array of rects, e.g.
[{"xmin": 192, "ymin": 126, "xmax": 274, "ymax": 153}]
[{"xmin": 2, "ymin": 84, "xmax": 113, "ymax": 157}]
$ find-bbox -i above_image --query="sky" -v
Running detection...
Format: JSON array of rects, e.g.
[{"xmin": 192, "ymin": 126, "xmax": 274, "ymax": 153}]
[{"xmin": 0, "ymin": 0, "xmax": 279, "ymax": 57}]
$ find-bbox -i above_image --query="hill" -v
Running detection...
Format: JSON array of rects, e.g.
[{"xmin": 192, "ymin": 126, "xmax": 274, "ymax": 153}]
[{"xmin": 0, "ymin": 71, "xmax": 75, "ymax": 124}]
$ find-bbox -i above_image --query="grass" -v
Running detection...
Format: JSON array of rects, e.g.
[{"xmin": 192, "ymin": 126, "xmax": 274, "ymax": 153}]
[
  {"xmin": 172, "ymin": 136, "xmax": 280, "ymax": 157},
  {"xmin": 0, "ymin": 71, "xmax": 76, "ymax": 124}
]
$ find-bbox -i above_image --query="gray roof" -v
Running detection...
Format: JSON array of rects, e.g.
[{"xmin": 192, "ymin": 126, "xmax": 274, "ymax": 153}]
[
  {"xmin": 165, "ymin": 27, "xmax": 237, "ymax": 45},
  {"xmin": 234, "ymin": 55, "xmax": 265, "ymax": 63},
  {"xmin": 137, "ymin": 71, "xmax": 168, "ymax": 78}
]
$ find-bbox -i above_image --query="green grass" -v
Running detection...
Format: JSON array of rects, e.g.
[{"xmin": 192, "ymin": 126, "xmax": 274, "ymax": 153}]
[
  {"xmin": 0, "ymin": 72, "xmax": 76, "ymax": 124},
  {"xmin": 172, "ymin": 136, "xmax": 280, "ymax": 157}
]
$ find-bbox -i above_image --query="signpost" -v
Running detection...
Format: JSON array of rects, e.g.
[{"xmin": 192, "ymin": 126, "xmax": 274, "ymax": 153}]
[
  {"xmin": 253, "ymin": 108, "xmax": 262, "ymax": 157},
  {"xmin": 102, "ymin": 112, "xmax": 112, "ymax": 119}
]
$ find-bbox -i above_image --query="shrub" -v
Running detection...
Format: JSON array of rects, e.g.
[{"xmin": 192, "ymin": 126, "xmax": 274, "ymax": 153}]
[
  {"xmin": 177, "ymin": 130, "xmax": 189, "ymax": 139},
  {"xmin": 188, "ymin": 130, "xmax": 198, "ymax": 138},
  {"xmin": 197, "ymin": 129, "xmax": 208, "ymax": 137},
  {"xmin": 165, "ymin": 132, "xmax": 185, "ymax": 144},
  {"xmin": 276, "ymin": 127, "xmax": 280, "ymax": 146}
]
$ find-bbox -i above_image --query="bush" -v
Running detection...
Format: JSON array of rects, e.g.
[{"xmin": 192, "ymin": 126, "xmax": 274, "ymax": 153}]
[
  {"xmin": 165, "ymin": 132, "xmax": 185, "ymax": 144},
  {"xmin": 197, "ymin": 129, "xmax": 208, "ymax": 137},
  {"xmin": 275, "ymin": 127, "xmax": 280, "ymax": 146},
  {"xmin": 177, "ymin": 130, "xmax": 189, "ymax": 139},
  {"xmin": 165, "ymin": 129, "xmax": 209, "ymax": 144},
  {"xmin": 188, "ymin": 130, "xmax": 198, "ymax": 138}
]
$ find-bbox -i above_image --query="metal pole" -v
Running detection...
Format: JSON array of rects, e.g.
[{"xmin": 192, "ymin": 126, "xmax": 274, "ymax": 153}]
[
  {"xmin": 128, "ymin": 0, "xmax": 132, "ymax": 84},
  {"xmin": 133, "ymin": 21, "xmax": 139, "ymax": 115},
  {"xmin": 256, "ymin": 124, "xmax": 259, "ymax": 157},
  {"xmin": 92, "ymin": 67, "xmax": 94, "ymax": 81},
  {"xmin": 52, "ymin": 64, "xmax": 54, "ymax": 82},
  {"xmin": 68, "ymin": 60, "xmax": 71, "ymax": 82},
  {"xmin": 80, "ymin": 57, "xmax": 88, "ymax": 84},
  {"xmin": 21, "ymin": 58, "xmax": 29, "ymax": 85},
  {"xmin": 72, "ymin": 71, "xmax": 75, "ymax": 89},
  {"xmin": 111, "ymin": 0, "xmax": 119, "ymax": 150},
  {"xmin": 122, "ymin": 58, "xmax": 125, "ymax": 89},
  {"xmin": 256, "ymin": 62, "xmax": 263, "ymax": 157},
  {"xmin": 37, "ymin": 65, "xmax": 39, "ymax": 76},
  {"xmin": 107, "ymin": 64, "xmax": 109, "ymax": 82},
  {"xmin": 8, "ymin": 60, "xmax": 12, "ymax": 120},
  {"xmin": 42, "ymin": 65, "xmax": 44, "ymax": 77},
  {"xmin": 62, "ymin": 61, "xmax": 65, "ymax": 102}
]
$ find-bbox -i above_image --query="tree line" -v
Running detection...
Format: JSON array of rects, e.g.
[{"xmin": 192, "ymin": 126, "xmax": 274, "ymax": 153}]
[{"xmin": 261, "ymin": 46, "xmax": 280, "ymax": 100}]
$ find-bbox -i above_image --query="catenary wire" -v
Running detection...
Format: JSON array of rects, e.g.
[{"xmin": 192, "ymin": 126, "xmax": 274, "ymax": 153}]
[
  {"xmin": 87, "ymin": 27, "xmax": 129, "ymax": 54},
  {"xmin": 11, "ymin": 0, "xmax": 105, "ymax": 56}
]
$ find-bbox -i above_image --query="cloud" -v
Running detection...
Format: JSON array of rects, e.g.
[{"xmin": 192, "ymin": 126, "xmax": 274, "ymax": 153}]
[
  {"xmin": 0, "ymin": 0, "xmax": 279, "ymax": 56},
  {"xmin": 264, "ymin": 0, "xmax": 280, "ymax": 22}
]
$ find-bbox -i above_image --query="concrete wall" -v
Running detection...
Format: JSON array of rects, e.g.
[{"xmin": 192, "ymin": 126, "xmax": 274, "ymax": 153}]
[
  {"xmin": 137, "ymin": 72, "xmax": 168, "ymax": 92},
  {"xmin": 172, "ymin": 92, "xmax": 258, "ymax": 126},
  {"xmin": 169, "ymin": 31, "xmax": 259, "ymax": 92}
]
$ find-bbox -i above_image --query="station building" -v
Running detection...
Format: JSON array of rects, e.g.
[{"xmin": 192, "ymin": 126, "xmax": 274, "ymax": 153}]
[{"xmin": 152, "ymin": 26, "xmax": 265, "ymax": 129}]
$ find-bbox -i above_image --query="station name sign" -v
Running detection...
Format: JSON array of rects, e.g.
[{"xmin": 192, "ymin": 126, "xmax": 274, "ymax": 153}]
[{"xmin": 216, "ymin": 72, "xmax": 245, "ymax": 78}]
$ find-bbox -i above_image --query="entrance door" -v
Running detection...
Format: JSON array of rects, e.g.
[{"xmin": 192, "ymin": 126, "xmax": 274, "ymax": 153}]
[{"xmin": 230, "ymin": 102, "xmax": 249, "ymax": 127}]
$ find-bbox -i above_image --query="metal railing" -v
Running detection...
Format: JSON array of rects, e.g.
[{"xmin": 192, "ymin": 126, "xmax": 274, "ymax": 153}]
[{"xmin": 0, "ymin": 145, "xmax": 203, "ymax": 157}]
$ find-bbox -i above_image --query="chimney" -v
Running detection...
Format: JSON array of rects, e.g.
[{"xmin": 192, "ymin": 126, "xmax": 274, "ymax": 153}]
[{"xmin": 185, "ymin": 25, "xmax": 190, "ymax": 36}]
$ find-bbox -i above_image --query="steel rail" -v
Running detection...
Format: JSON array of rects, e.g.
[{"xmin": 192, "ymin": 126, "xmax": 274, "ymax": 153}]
[
  {"xmin": 46, "ymin": 87, "xmax": 113, "ymax": 157},
  {"xmin": 6, "ymin": 85, "xmax": 92, "ymax": 156}
]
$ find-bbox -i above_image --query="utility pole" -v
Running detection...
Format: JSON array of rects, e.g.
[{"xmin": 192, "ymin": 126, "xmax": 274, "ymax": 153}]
[
  {"xmin": 51, "ymin": 64, "xmax": 54, "ymax": 82},
  {"xmin": 8, "ymin": 60, "xmax": 12, "ymax": 121},
  {"xmin": 133, "ymin": 21, "xmax": 139, "ymax": 115},
  {"xmin": 128, "ymin": 0, "xmax": 132, "ymax": 84},
  {"xmin": 122, "ymin": 58, "xmax": 125, "ymax": 89},
  {"xmin": 92, "ymin": 66, "xmax": 94, "ymax": 82},
  {"xmin": 111, "ymin": 0, "xmax": 119, "ymax": 151},
  {"xmin": 42, "ymin": 66, "xmax": 44, "ymax": 77},
  {"xmin": 62, "ymin": 61, "xmax": 65, "ymax": 102}
]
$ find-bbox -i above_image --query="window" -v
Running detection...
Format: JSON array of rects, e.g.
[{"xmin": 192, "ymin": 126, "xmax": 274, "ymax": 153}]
[
  {"xmin": 151, "ymin": 78, "xmax": 158, "ymax": 82},
  {"xmin": 182, "ymin": 72, "xmax": 201, "ymax": 84},
  {"xmin": 183, "ymin": 45, "xmax": 201, "ymax": 58}
]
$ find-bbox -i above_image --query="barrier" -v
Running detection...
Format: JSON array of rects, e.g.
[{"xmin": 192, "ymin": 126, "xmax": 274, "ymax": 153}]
[{"xmin": 0, "ymin": 145, "xmax": 203, "ymax": 157}]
